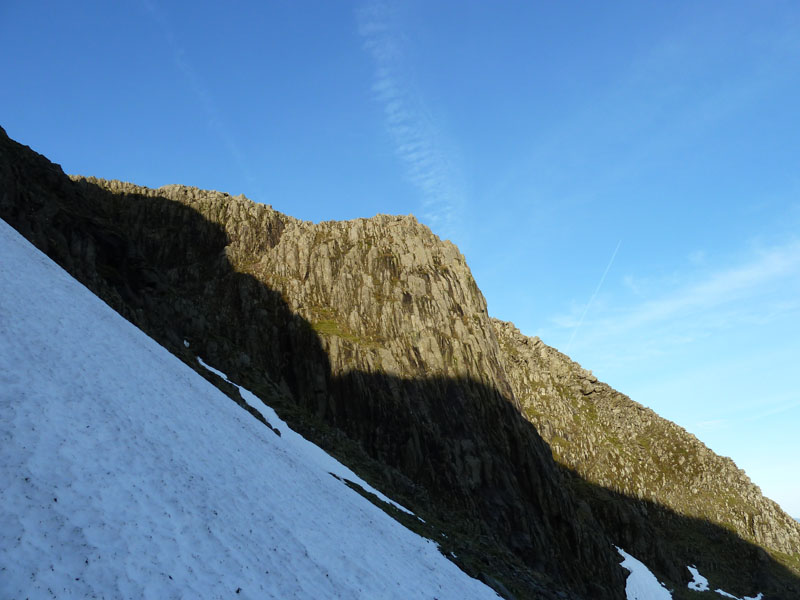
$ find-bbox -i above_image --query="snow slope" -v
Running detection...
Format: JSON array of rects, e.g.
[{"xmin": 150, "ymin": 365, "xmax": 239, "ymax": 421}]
[
  {"xmin": 194, "ymin": 357, "xmax": 417, "ymax": 518},
  {"xmin": 0, "ymin": 218, "xmax": 497, "ymax": 599}
]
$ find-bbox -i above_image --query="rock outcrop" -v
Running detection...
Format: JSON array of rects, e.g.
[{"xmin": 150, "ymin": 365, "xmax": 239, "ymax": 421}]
[
  {"xmin": 494, "ymin": 319, "xmax": 800, "ymax": 597},
  {"xmin": 2, "ymin": 125, "xmax": 799, "ymax": 599}
]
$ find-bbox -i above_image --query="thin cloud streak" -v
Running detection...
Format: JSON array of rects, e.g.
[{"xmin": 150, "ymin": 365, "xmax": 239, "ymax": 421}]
[
  {"xmin": 692, "ymin": 395, "xmax": 798, "ymax": 435},
  {"xmin": 744, "ymin": 399, "xmax": 800, "ymax": 422},
  {"xmin": 358, "ymin": 2, "xmax": 464, "ymax": 239},
  {"xmin": 619, "ymin": 240, "xmax": 800, "ymax": 332},
  {"xmin": 540, "ymin": 239, "xmax": 800, "ymax": 383},
  {"xmin": 559, "ymin": 239, "xmax": 800, "ymax": 347}
]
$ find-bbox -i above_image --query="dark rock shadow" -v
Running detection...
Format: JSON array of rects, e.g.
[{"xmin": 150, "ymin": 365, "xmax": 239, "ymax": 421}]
[{"xmin": 2, "ymin": 126, "xmax": 799, "ymax": 600}]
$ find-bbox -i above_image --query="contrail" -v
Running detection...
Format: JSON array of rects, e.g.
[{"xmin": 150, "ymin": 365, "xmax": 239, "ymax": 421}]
[{"xmin": 565, "ymin": 239, "xmax": 622, "ymax": 353}]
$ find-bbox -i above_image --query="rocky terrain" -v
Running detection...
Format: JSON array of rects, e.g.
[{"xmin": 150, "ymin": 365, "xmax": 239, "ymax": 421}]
[
  {"xmin": 2, "ymin": 125, "xmax": 799, "ymax": 598},
  {"xmin": 494, "ymin": 320, "xmax": 800, "ymax": 595}
]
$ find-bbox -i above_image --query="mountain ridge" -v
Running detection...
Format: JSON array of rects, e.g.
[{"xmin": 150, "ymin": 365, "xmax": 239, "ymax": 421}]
[{"xmin": 2, "ymin": 125, "xmax": 798, "ymax": 598}]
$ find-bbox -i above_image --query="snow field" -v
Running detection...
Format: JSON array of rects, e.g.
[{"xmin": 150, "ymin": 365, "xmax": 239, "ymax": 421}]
[
  {"xmin": 194, "ymin": 357, "xmax": 416, "ymax": 517},
  {"xmin": 0, "ymin": 219, "xmax": 497, "ymax": 599}
]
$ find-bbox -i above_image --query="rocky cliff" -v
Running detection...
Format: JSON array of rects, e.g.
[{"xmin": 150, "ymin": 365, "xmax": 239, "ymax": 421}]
[{"xmin": 2, "ymin": 125, "xmax": 799, "ymax": 599}]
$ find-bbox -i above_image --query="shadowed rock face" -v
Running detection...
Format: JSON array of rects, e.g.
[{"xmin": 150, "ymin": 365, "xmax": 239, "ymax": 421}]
[{"xmin": 2, "ymin": 125, "xmax": 799, "ymax": 599}]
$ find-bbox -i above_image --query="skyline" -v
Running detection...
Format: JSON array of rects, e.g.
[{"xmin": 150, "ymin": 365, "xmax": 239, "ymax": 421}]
[{"xmin": 2, "ymin": 0, "xmax": 798, "ymax": 515}]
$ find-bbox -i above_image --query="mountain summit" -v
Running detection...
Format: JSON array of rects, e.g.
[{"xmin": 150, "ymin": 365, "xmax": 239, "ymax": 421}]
[{"xmin": 1, "ymin": 126, "xmax": 798, "ymax": 599}]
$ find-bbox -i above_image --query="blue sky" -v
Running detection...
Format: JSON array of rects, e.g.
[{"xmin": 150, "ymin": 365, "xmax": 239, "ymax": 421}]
[{"xmin": 2, "ymin": 1, "xmax": 799, "ymax": 516}]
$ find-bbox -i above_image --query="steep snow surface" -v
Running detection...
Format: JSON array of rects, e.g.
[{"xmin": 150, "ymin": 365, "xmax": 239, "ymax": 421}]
[
  {"xmin": 0, "ymin": 219, "xmax": 498, "ymax": 599},
  {"xmin": 194, "ymin": 357, "xmax": 417, "ymax": 518}
]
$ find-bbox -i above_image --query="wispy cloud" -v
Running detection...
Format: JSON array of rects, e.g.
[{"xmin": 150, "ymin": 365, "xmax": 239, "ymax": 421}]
[
  {"xmin": 549, "ymin": 238, "xmax": 800, "ymax": 366},
  {"xmin": 141, "ymin": 0, "xmax": 254, "ymax": 186},
  {"xmin": 358, "ymin": 2, "xmax": 464, "ymax": 239},
  {"xmin": 693, "ymin": 390, "xmax": 799, "ymax": 429},
  {"xmin": 689, "ymin": 391, "xmax": 799, "ymax": 442},
  {"xmin": 617, "ymin": 240, "xmax": 800, "ymax": 331},
  {"xmin": 742, "ymin": 397, "xmax": 800, "ymax": 422},
  {"xmin": 695, "ymin": 418, "xmax": 727, "ymax": 430}
]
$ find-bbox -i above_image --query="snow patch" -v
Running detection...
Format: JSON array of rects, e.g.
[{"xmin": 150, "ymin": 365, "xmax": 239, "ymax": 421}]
[
  {"xmin": 616, "ymin": 547, "xmax": 672, "ymax": 600},
  {"xmin": 686, "ymin": 565, "xmax": 762, "ymax": 600},
  {"xmin": 688, "ymin": 565, "xmax": 709, "ymax": 591},
  {"xmin": 715, "ymin": 590, "xmax": 763, "ymax": 600},
  {"xmin": 195, "ymin": 356, "xmax": 415, "ymax": 516}
]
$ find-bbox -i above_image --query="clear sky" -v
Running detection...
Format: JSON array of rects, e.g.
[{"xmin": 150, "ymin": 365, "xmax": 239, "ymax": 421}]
[{"xmin": 2, "ymin": 1, "xmax": 798, "ymax": 516}]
